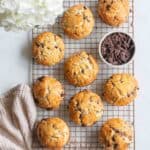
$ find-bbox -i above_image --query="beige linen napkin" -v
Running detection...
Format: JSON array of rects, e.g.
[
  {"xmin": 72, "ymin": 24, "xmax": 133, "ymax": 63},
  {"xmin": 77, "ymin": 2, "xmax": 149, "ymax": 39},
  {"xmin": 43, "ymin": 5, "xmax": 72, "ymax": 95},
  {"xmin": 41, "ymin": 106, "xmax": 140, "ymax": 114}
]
[{"xmin": 0, "ymin": 84, "xmax": 37, "ymax": 150}]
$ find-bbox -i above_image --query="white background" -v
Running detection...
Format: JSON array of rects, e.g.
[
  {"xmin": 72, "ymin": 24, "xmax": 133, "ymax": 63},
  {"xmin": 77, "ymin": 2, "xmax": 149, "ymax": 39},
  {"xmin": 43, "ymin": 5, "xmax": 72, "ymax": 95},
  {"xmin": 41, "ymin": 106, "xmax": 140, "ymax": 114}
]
[{"xmin": 0, "ymin": 0, "xmax": 149, "ymax": 149}]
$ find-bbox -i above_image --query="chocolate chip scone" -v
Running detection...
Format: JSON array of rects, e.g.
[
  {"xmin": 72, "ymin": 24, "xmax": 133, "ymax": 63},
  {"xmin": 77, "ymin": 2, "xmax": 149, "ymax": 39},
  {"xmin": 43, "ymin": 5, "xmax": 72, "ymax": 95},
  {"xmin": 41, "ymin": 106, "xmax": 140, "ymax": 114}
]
[
  {"xmin": 103, "ymin": 74, "xmax": 139, "ymax": 106},
  {"xmin": 69, "ymin": 90, "xmax": 104, "ymax": 126},
  {"xmin": 62, "ymin": 4, "xmax": 95, "ymax": 39},
  {"xmin": 33, "ymin": 76, "xmax": 64, "ymax": 109},
  {"xmin": 99, "ymin": 118, "xmax": 133, "ymax": 150},
  {"xmin": 32, "ymin": 32, "xmax": 65, "ymax": 66},
  {"xmin": 64, "ymin": 51, "xmax": 99, "ymax": 87},
  {"xmin": 37, "ymin": 117, "xmax": 70, "ymax": 149},
  {"xmin": 98, "ymin": 0, "xmax": 129, "ymax": 26}
]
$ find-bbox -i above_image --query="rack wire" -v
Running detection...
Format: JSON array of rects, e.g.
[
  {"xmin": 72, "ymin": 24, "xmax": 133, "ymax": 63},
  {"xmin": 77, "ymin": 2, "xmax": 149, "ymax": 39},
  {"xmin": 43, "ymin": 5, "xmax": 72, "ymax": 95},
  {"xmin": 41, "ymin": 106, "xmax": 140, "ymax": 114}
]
[{"xmin": 32, "ymin": 0, "xmax": 135, "ymax": 149}]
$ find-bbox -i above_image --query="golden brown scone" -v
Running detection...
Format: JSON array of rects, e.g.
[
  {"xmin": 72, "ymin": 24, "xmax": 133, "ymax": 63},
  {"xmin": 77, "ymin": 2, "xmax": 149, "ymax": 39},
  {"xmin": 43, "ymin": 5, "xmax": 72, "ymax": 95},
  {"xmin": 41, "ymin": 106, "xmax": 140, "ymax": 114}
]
[
  {"xmin": 103, "ymin": 74, "xmax": 139, "ymax": 106},
  {"xmin": 62, "ymin": 4, "xmax": 95, "ymax": 39},
  {"xmin": 64, "ymin": 51, "xmax": 99, "ymax": 87},
  {"xmin": 33, "ymin": 76, "xmax": 64, "ymax": 109},
  {"xmin": 37, "ymin": 117, "xmax": 70, "ymax": 149},
  {"xmin": 98, "ymin": 0, "xmax": 129, "ymax": 26},
  {"xmin": 99, "ymin": 118, "xmax": 133, "ymax": 150},
  {"xmin": 69, "ymin": 90, "xmax": 104, "ymax": 126},
  {"xmin": 32, "ymin": 32, "xmax": 65, "ymax": 66}
]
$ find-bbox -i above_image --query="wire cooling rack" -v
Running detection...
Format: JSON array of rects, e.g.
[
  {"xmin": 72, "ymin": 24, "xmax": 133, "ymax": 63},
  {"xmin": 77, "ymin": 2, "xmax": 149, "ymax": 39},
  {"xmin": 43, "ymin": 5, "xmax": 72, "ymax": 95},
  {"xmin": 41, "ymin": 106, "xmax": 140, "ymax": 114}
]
[{"xmin": 32, "ymin": 0, "xmax": 135, "ymax": 149}]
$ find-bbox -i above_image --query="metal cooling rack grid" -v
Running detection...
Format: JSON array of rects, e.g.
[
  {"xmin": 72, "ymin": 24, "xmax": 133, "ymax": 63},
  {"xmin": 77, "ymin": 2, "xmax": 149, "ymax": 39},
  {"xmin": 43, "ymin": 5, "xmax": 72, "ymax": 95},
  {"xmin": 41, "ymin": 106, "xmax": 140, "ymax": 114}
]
[{"xmin": 32, "ymin": 0, "xmax": 135, "ymax": 149}]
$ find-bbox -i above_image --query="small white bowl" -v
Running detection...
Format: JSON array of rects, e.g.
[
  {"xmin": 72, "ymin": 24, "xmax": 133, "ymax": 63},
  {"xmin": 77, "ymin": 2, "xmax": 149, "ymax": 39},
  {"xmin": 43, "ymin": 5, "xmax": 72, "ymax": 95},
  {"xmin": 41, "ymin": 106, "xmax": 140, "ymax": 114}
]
[{"xmin": 99, "ymin": 31, "xmax": 136, "ymax": 68}]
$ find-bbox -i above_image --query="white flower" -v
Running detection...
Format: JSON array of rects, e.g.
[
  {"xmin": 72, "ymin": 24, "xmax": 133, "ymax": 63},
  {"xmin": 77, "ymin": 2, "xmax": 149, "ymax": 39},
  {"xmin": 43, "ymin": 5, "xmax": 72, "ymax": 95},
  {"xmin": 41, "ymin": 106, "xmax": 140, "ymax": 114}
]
[{"xmin": 0, "ymin": 0, "xmax": 64, "ymax": 31}]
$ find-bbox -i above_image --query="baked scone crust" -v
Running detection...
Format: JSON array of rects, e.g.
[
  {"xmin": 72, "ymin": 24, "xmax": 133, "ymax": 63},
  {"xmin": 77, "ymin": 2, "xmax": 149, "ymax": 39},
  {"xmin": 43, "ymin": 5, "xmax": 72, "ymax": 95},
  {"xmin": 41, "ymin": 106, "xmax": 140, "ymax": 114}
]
[
  {"xmin": 64, "ymin": 51, "xmax": 99, "ymax": 87},
  {"xmin": 98, "ymin": 0, "xmax": 129, "ymax": 26},
  {"xmin": 69, "ymin": 90, "xmax": 104, "ymax": 126},
  {"xmin": 37, "ymin": 117, "xmax": 70, "ymax": 149},
  {"xmin": 33, "ymin": 76, "xmax": 64, "ymax": 109},
  {"xmin": 32, "ymin": 32, "xmax": 65, "ymax": 66},
  {"xmin": 62, "ymin": 4, "xmax": 95, "ymax": 39},
  {"xmin": 103, "ymin": 74, "xmax": 139, "ymax": 106},
  {"xmin": 99, "ymin": 118, "xmax": 133, "ymax": 150}
]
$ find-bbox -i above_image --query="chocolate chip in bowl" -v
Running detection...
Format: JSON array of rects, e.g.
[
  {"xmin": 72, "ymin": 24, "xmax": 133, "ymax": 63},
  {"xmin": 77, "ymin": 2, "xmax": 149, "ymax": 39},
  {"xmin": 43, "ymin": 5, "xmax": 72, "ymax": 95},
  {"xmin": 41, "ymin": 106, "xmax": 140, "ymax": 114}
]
[{"xmin": 99, "ymin": 31, "xmax": 135, "ymax": 67}]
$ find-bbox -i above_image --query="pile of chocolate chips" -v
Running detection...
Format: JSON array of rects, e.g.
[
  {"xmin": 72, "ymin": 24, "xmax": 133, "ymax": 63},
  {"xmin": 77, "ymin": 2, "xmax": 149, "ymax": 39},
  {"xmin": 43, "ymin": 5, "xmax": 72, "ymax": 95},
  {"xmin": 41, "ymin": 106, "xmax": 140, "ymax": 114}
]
[{"xmin": 101, "ymin": 32, "xmax": 135, "ymax": 65}]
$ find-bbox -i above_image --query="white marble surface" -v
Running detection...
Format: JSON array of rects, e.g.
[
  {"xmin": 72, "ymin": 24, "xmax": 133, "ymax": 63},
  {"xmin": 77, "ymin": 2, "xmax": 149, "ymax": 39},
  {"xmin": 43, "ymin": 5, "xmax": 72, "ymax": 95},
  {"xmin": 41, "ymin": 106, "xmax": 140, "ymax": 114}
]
[
  {"xmin": 134, "ymin": 0, "xmax": 150, "ymax": 149},
  {"xmin": 0, "ymin": 0, "xmax": 149, "ymax": 149},
  {"xmin": 0, "ymin": 30, "xmax": 31, "ymax": 93}
]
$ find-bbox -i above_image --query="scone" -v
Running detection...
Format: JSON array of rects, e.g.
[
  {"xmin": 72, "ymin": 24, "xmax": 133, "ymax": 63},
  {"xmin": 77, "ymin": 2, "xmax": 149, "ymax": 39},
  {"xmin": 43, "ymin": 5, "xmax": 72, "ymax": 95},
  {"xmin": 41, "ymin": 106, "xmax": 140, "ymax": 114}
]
[
  {"xmin": 69, "ymin": 90, "xmax": 104, "ymax": 126},
  {"xmin": 62, "ymin": 4, "xmax": 95, "ymax": 39},
  {"xmin": 103, "ymin": 74, "xmax": 139, "ymax": 106},
  {"xmin": 37, "ymin": 117, "xmax": 70, "ymax": 149},
  {"xmin": 64, "ymin": 51, "xmax": 99, "ymax": 87},
  {"xmin": 33, "ymin": 76, "xmax": 64, "ymax": 109},
  {"xmin": 99, "ymin": 118, "xmax": 133, "ymax": 150},
  {"xmin": 98, "ymin": 0, "xmax": 129, "ymax": 26},
  {"xmin": 32, "ymin": 32, "xmax": 65, "ymax": 66}
]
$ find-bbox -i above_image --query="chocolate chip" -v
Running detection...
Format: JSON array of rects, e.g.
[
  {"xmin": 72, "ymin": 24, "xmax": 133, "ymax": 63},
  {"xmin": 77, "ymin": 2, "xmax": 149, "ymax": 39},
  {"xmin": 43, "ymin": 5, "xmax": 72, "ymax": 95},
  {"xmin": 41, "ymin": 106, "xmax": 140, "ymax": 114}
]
[
  {"xmin": 37, "ymin": 76, "xmax": 45, "ymax": 81},
  {"xmin": 127, "ymin": 94, "xmax": 131, "ymax": 97},
  {"xmin": 81, "ymin": 124, "xmax": 86, "ymax": 127},
  {"xmin": 112, "ymin": 136, "xmax": 115, "ymax": 142},
  {"xmin": 113, "ymin": 61, "xmax": 118, "ymax": 65},
  {"xmin": 108, "ymin": 57, "xmax": 113, "ymax": 63},
  {"xmin": 61, "ymin": 93, "xmax": 64, "ymax": 97},
  {"xmin": 106, "ymin": 143, "xmax": 111, "ymax": 147},
  {"xmin": 74, "ymin": 32, "xmax": 79, "ymax": 36},
  {"xmin": 83, "ymin": 15, "xmax": 88, "ymax": 20},
  {"xmin": 58, "ymin": 34, "xmax": 62, "ymax": 38},
  {"xmin": 83, "ymin": 6, "xmax": 87, "ymax": 10},
  {"xmin": 113, "ymin": 144, "xmax": 118, "ymax": 149},
  {"xmin": 52, "ymin": 124, "xmax": 57, "ymax": 128},
  {"xmin": 46, "ymin": 108, "xmax": 53, "ymax": 111},
  {"xmin": 35, "ymin": 42, "xmax": 40, "ymax": 47},
  {"xmin": 106, "ymin": 5, "xmax": 111, "ymax": 10},
  {"xmin": 81, "ymin": 69, "xmax": 85, "ymax": 74},
  {"xmin": 73, "ymin": 72, "xmax": 76, "ymax": 76},
  {"xmin": 102, "ymin": 47, "xmax": 107, "ymax": 55},
  {"xmin": 35, "ymin": 98, "xmax": 40, "ymax": 104}
]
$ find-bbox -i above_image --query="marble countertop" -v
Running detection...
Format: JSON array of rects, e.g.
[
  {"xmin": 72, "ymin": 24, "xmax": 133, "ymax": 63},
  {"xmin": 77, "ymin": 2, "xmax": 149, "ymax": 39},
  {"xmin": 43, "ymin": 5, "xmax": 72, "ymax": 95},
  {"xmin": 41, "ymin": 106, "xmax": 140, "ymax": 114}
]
[{"xmin": 0, "ymin": 0, "xmax": 149, "ymax": 149}]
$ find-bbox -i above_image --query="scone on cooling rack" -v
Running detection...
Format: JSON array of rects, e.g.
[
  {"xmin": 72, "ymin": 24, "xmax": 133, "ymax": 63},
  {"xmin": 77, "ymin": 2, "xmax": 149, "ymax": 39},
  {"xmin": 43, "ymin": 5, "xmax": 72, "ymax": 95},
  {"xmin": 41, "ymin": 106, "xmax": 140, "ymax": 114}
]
[
  {"xmin": 103, "ymin": 74, "xmax": 139, "ymax": 106},
  {"xmin": 62, "ymin": 4, "xmax": 95, "ymax": 39},
  {"xmin": 69, "ymin": 90, "xmax": 104, "ymax": 126},
  {"xmin": 98, "ymin": 0, "xmax": 129, "ymax": 26},
  {"xmin": 64, "ymin": 51, "xmax": 99, "ymax": 87},
  {"xmin": 99, "ymin": 118, "xmax": 133, "ymax": 150},
  {"xmin": 32, "ymin": 32, "xmax": 65, "ymax": 66},
  {"xmin": 32, "ymin": 76, "xmax": 64, "ymax": 109},
  {"xmin": 36, "ymin": 117, "xmax": 70, "ymax": 149}
]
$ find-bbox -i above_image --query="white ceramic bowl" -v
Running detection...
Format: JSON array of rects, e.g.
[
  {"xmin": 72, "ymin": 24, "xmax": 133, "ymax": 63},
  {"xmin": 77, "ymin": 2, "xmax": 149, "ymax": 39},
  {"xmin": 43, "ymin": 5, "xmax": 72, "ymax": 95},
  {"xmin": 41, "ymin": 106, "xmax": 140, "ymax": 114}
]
[{"xmin": 99, "ymin": 31, "xmax": 136, "ymax": 68}]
